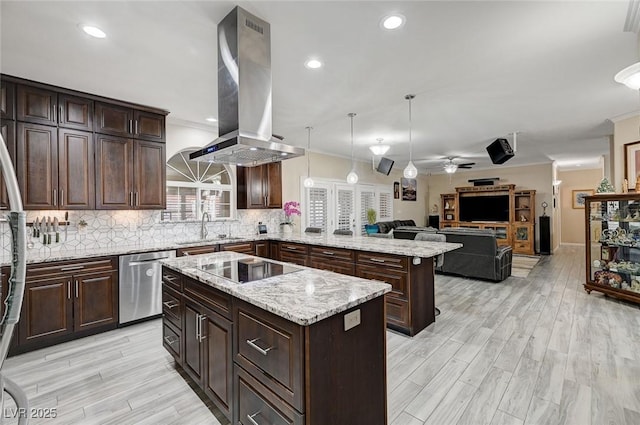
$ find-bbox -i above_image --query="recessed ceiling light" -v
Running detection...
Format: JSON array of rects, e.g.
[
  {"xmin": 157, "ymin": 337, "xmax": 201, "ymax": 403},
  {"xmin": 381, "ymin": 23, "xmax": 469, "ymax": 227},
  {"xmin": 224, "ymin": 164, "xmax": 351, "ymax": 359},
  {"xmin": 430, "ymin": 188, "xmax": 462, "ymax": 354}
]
[
  {"xmin": 305, "ymin": 59, "xmax": 322, "ymax": 69},
  {"xmin": 205, "ymin": 117, "xmax": 218, "ymax": 122},
  {"xmin": 381, "ymin": 14, "xmax": 405, "ymax": 30},
  {"xmin": 81, "ymin": 25, "xmax": 106, "ymax": 39}
]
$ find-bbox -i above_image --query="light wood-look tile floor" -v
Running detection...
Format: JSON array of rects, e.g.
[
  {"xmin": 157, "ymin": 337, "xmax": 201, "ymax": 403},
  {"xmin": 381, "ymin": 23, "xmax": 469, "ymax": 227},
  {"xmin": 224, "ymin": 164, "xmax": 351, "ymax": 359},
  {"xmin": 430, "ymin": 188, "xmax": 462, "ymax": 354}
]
[{"xmin": 2, "ymin": 246, "xmax": 639, "ymax": 424}]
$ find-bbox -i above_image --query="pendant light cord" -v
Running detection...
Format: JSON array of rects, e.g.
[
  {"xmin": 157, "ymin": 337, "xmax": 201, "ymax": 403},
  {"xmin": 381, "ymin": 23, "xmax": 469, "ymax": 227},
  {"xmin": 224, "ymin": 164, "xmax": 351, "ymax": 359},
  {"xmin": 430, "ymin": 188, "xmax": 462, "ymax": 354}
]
[
  {"xmin": 306, "ymin": 126, "xmax": 312, "ymax": 176},
  {"xmin": 348, "ymin": 113, "xmax": 356, "ymax": 169},
  {"xmin": 405, "ymin": 94, "xmax": 415, "ymax": 163}
]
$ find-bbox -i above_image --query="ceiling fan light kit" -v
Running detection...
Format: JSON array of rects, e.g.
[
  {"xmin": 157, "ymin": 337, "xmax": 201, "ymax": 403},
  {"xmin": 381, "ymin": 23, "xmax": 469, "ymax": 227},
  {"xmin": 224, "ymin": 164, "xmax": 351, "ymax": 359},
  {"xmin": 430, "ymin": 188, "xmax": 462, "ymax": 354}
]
[
  {"xmin": 615, "ymin": 62, "xmax": 640, "ymax": 89},
  {"xmin": 369, "ymin": 138, "xmax": 390, "ymax": 156},
  {"xmin": 403, "ymin": 94, "xmax": 418, "ymax": 179}
]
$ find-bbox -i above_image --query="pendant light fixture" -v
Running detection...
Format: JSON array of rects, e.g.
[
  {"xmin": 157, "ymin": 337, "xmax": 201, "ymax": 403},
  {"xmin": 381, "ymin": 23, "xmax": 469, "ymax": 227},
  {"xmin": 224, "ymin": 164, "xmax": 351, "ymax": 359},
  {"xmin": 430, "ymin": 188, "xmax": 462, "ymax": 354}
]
[
  {"xmin": 346, "ymin": 113, "xmax": 359, "ymax": 184},
  {"xmin": 369, "ymin": 138, "xmax": 390, "ymax": 156},
  {"xmin": 303, "ymin": 126, "xmax": 314, "ymax": 188},
  {"xmin": 403, "ymin": 94, "xmax": 418, "ymax": 179}
]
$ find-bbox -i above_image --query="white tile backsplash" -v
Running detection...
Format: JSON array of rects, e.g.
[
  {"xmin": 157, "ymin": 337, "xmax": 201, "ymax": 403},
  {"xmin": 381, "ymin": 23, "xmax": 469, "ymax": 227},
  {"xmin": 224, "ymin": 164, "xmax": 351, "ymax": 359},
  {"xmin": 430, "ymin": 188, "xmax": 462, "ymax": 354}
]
[{"xmin": 2, "ymin": 209, "xmax": 287, "ymax": 256}]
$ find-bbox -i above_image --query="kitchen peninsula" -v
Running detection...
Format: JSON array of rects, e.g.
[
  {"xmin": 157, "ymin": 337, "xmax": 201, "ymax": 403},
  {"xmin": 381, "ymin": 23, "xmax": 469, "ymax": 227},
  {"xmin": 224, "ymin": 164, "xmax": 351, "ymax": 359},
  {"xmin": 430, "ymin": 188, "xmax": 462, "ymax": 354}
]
[{"xmin": 161, "ymin": 251, "xmax": 391, "ymax": 424}]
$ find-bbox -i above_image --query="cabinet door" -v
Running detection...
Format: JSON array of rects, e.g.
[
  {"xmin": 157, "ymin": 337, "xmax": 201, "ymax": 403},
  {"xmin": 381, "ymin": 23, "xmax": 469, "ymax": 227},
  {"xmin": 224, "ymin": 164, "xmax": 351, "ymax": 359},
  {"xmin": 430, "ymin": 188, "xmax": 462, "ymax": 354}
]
[
  {"xmin": 133, "ymin": 110, "xmax": 165, "ymax": 141},
  {"xmin": 220, "ymin": 242, "xmax": 254, "ymax": 254},
  {"xmin": 16, "ymin": 85, "xmax": 57, "ymax": 125},
  {"xmin": 58, "ymin": 128, "xmax": 95, "ymax": 209},
  {"xmin": 183, "ymin": 299, "xmax": 205, "ymax": 385},
  {"xmin": 95, "ymin": 135, "xmax": 134, "ymax": 209},
  {"xmin": 243, "ymin": 165, "xmax": 268, "ymax": 209},
  {"xmin": 17, "ymin": 122, "xmax": 58, "ymax": 209},
  {"xmin": 265, "ymin": 161, "xmax": 282, "ymax": 208},
  {"xmin": 0, "ymin": 120, "xmax": 15, "ymax": 210},
  {"xmin": 94, "ymin": 102, "xmax": 133, "ymax": 137},
  {"xmin": 202, "ymin": 306, "xmax": 232, "ymax": 421},
  {"xmin": 73, "ymin": 270, "xmax": 118, "ymax": 332},
  {"xmin": 255, "ymin": 241, "xmax": 270, "ymax": 257},
  {"xmin": 1, "ymin": 80, "xmax": 15, "ymax": 120},
  {"xmin": 19, "ymin": 275, "xmax": 73, "ymax": 346},
  {"xmin": 134, "ymin": 140, "xmax": 166, "ymax": 209},
  {"xmin": 58, "ymin": 94, "xmax": 93, "ymax": 131}
]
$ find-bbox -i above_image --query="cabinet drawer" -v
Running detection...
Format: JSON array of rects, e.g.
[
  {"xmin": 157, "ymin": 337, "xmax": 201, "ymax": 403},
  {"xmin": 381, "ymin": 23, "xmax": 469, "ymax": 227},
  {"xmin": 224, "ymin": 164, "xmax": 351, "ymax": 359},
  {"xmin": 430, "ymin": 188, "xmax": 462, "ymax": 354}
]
[
  {"xmin": 279, "ymin": 251, "xmax": 308, "ymax": 267},
  {"xmin": 184, "ymin": 278, "xmax": 231, "ymax": 319},
  {"xmin": 236, "ymin": 367, "xmax": 304, "ymax": 425},
  {"xmin": 27, "ymin": 257, "xmax": 116, "ymax": 279},
  {"xmin": 234, "ymin": 301, "xmax": 303, "ymax": 411},
  {"xmin": 309, "ymin": 246, "xmax": 354, "ymax": 261},
  {"xmin": 356, "ymin": 251, "xmax": 408, "ymax": 269},
  {"xmin": 176, "ymin": 245, "xmax": 218, "ymax": 257},
  {"xmin": 385, "ymin": 297, "xmax": 409, "ymax": 328},
  {"xmin": 220, "ymin": 242, "xmax": 254, "ymax": 254},
  {"xmin": 162, "ymin": 322, "xmax": 181, "ymax": 363},
  {"xmin": 279, "ymin": 243, "xmax": 309, "ymax": 255},
  {"xmin": 161, "ymin": 267, "xmax": 182, "ymax": 292},
  {"xmin": 162, "ymin": 287, "xmax": 182, "ymax": 329},
  {"xmin": 356, "ymin": 263, "xmax": 407, "ymax": 299},
  {"xmin": 308, "ymin": 257, "xmax": 354, "ymax": 276}
]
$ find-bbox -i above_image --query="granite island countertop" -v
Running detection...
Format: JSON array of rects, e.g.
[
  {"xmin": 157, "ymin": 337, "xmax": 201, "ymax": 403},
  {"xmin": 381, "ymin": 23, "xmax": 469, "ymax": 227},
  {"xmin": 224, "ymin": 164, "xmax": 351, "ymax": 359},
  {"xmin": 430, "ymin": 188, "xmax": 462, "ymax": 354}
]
[
  {"xmin": 0, "ymin": 232, "xmax": 461, "ymax": 266},
  {"xmin": 161, "ymin": 251, "xmax": 392, "ymax": 326}
]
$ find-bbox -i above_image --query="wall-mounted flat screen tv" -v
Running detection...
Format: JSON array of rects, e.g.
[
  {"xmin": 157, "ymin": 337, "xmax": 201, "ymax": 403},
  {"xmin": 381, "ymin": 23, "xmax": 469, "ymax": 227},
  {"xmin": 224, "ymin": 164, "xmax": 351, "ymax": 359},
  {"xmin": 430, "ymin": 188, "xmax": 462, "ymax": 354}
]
[
  {"xmin": 459, "ymin": 195, "xmax": 509, "ymax": 222},
  {"xmin": 376, "ymin": 157, "xmax": 394, "ymax": 175}
]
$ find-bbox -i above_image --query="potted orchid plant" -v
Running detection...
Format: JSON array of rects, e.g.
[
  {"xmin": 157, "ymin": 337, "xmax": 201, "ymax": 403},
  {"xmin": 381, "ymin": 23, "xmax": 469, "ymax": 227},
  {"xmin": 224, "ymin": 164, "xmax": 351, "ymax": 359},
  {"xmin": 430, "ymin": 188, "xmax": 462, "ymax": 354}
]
[{"xmin": 281, "ymin": 201, "xmax": 301, "ymax": 233}]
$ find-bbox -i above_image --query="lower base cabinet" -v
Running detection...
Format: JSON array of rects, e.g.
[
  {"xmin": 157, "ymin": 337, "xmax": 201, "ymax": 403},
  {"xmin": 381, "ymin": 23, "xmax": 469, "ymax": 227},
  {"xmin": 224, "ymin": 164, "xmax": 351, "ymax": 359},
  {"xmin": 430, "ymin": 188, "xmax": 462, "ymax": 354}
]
[
  {"xmin": 163, "ymin": 267, "xmax": 388, "ymax": 425},
  {"xmin": 15, "ymin": 257, "xmax": 118, "ymax": 353}
]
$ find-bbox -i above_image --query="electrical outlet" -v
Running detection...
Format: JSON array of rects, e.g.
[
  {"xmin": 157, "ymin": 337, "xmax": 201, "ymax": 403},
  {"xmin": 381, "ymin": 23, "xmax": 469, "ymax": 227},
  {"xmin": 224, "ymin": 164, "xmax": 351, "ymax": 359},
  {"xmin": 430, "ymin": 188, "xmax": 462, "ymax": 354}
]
[{"xmin": 344, "ymin": 309, "xmax": 361, "ymax": 331}]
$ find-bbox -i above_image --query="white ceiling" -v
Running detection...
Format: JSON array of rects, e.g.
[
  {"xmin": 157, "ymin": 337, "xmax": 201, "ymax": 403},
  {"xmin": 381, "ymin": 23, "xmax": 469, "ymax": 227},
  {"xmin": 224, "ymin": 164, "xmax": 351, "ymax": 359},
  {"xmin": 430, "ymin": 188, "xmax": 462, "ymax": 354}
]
[{"xmin": 2, "ymin": 1, "xmax": 639, "ymax": 174}]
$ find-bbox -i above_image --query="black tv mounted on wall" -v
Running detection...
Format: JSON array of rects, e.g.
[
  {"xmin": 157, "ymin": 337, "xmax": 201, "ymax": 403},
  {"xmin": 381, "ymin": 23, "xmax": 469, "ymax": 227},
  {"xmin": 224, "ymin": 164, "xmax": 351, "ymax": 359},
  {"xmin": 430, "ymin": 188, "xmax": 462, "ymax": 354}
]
[{"xmin": 376, "ymin": 157, "xmax": 394, "ymax": 175}]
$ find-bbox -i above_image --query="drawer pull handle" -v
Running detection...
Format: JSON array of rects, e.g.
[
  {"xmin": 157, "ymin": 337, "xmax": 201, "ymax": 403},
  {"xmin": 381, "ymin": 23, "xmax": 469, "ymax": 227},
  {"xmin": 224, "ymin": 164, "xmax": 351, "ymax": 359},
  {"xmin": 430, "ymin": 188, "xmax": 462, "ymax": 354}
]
[
  {"xmin": 163, "ymin": 300, "xmax": 178, "ymax": 309},
  {"xmin": 369, "ymin": 257, "xmax": 386, "ymax": 263},
  {"xmin": 246, "ymin": 338, "xmax": 274, "ymax": 356},
  {"xmin": 322, "ymin": 251, "xmax": 335, "ymax": 255},
  {"xmin": 246, "ymin": 412, "xmax": 262, "ymax": 425},
  {"xmin": 60, "ymin": 265, "xmax": 85, "ymax": 271},
  {"xmin": 163, "ymin": 274, "xmax": 177, "ymax": 281},
  {"xmin": 285, "ymin": 246, "xmax": 297, "ymax": 250},
  {"xmin": 163, "ymin": 336, "xmax": 178, "ymax": 345}
]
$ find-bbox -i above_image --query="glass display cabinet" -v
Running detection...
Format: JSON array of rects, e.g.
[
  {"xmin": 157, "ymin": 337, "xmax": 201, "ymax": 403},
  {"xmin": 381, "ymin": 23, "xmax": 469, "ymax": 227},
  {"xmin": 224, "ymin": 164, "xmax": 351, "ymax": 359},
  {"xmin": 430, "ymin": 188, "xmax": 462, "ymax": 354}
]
[{"xmin": 585, "ymin": 194, "xmax": 640, "ymax": 304}]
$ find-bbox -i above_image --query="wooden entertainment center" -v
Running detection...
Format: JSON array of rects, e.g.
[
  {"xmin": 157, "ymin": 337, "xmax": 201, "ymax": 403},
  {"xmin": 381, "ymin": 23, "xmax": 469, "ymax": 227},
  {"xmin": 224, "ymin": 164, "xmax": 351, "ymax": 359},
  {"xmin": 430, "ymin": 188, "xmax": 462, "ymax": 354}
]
[{"xmin": 440, "ymin": 184, "xmax": 536, "ymax": 255}]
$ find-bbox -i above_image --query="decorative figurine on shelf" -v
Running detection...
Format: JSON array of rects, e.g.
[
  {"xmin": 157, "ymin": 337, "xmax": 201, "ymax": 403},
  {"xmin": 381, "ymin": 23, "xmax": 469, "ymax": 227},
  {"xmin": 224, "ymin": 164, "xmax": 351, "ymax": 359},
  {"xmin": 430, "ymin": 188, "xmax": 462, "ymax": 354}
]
[
  {"xmin": 520, "ymin": 214, "xmax": 527, "ymax": 222},
  {"xmin": 623, "ymin": 178, "xmax": 629, "ymax": 193},
  {"xmin": 431, "ymin": 203, "xmax": 438, "ymax": 214},
  {"xmin": 444, "ymin": 201, "xmax": 450, "ymax": 210},
  {"xmin": 596, "ymin": 178, "xmax": 615, "ymax": 194},
  {"xmin": 541, "ymin": 201, "xmax": 548, "ymax": 216}
]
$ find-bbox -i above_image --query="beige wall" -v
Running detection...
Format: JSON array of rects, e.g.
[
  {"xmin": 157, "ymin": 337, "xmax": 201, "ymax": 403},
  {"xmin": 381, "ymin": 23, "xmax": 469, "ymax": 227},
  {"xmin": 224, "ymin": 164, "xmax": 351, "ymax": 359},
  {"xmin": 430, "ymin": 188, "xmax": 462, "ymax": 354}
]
[
  {"xmin": 612, "ymin": 115, "xmax": 640, "ymax": 190},
  {"xmin": 557, "ymin": 168, "xmax": 603, "ymax": 244},
  {"xmin": 166, "ymin": 120, "xmax": 217, "ymax": 159},
  {"xmin": 282, "ymin": 153, "xmax": 431, "ymax": 225},
  {"xmin": 427, "ymin": 163, "xmax": 554, "ymax": 252}
]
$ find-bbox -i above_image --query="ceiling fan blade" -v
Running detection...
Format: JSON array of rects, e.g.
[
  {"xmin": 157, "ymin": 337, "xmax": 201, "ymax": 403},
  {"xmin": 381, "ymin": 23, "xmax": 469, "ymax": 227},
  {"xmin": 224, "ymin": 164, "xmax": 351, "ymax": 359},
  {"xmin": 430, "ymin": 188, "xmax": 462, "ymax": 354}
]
[{"xmin": 458, "ymin": 163, "xmax": 475, "ymax": 168}]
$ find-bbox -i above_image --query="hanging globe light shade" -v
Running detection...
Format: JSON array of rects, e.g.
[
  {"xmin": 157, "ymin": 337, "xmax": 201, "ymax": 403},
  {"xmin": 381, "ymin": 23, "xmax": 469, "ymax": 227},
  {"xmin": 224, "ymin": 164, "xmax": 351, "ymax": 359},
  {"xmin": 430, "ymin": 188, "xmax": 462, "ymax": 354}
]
[{"xmin": 403, "ymin": 94, "xmax": 418, "ymax": 179}]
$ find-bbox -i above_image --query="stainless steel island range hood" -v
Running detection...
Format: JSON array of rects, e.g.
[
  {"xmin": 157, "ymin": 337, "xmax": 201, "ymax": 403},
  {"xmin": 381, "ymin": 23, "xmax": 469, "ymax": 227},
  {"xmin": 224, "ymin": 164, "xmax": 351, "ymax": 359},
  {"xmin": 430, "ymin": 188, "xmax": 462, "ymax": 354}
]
[{"xmin": 190, "ymin": 6, "xmax": 304, "ymax": 166}]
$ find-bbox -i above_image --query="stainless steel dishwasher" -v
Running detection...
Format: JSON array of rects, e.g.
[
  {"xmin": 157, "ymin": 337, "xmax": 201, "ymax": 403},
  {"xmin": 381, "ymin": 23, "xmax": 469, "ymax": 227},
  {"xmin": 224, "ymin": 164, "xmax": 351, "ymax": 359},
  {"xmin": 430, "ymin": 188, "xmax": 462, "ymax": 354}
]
[{"xmin": 119, "ymin": 250, "xmax": 176, "ymax": 324}]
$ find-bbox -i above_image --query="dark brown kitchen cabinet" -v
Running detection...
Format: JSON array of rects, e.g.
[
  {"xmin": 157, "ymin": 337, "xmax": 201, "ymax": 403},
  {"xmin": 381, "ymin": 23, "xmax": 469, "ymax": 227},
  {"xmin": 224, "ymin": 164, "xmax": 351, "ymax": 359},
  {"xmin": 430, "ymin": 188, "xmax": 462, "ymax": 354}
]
[
  {"xmin": 237, "ymin": 162, "xmax": 282, "ymax": 209},
  {"xmin": 16, "ymin": 85, "xmax": 57, "ymax": 125},
  {"xmin": 278, "ymin": 242, "xmax": 309, "ymax": 266},
  {"xmin": 95, "ymin": 135, "xmax": 165, "ymax": 209},
  {"xmin": 177, "ymin": 245, "xmax": 218, "ymax": 257},
  {"xmin": 254, "ymin": 241, "xmax": 270, "ymax": 257},
  {"xmin": 183, "ymin": 296, "xmax": 233, "ymax": 421},
  {"xmin": 58, "ymin": 94, "xmax": 93, "ymax": 131},
  {"xmin": 1, "ymin": 80, "xmax": 14, "ymax": 119},
  {"xmin": 16, "ymin": 257, "xmax": 118, "ymax": 353},
  {"xmin": 17, "ymin": 123, "xmax": 94, "ymax": 210},
  {"xmin": 95, "ymin": 102, "xmax": 165, "ymax": 142},
  {"xmin": 220, "ymin": 241, "xmax": 255, "ymax": 254},
  {"xmin": 0, "ymin": 120, "xmax": 16, "ymax": 210}
]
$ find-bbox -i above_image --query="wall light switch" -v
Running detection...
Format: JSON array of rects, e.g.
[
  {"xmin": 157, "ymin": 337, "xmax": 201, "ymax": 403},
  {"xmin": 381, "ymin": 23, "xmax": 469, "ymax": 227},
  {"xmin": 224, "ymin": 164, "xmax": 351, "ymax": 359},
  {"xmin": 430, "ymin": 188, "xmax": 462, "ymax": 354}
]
[{"xmin": 344, "ymin": 309, "xmax": 361, "ymax": 331}]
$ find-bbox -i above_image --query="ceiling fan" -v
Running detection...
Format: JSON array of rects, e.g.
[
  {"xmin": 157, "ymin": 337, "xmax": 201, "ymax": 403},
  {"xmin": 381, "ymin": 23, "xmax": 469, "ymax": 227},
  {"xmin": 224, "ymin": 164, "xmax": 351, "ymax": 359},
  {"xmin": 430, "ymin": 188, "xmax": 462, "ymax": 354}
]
[{"xmin": 443, "ymin": 157, "xmax": 475, "ymax": 174}]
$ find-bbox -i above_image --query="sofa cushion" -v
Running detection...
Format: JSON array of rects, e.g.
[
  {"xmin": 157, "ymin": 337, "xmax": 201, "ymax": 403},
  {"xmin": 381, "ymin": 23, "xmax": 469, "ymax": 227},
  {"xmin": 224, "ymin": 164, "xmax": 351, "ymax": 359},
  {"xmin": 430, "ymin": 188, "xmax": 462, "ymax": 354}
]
[{"xmin": 375, "ymin": 219, "xmax": 416, "ymax": 234}]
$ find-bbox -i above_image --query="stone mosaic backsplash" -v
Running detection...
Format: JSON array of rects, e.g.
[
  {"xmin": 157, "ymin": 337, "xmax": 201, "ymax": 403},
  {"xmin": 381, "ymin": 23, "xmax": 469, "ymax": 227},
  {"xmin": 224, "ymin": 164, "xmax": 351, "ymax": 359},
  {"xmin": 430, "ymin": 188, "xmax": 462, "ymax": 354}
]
[{"xmin": 0, "ymin": 209, "xmax": 288, "ymax": 257}]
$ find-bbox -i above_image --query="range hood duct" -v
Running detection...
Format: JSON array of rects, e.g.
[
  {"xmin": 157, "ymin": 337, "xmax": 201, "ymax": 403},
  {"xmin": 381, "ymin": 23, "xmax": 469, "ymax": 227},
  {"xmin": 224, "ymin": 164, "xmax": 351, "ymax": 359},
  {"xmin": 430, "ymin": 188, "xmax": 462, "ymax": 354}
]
[{"xmin": 190, "ymin": 6, "xmax": 304, "ymax": 166}]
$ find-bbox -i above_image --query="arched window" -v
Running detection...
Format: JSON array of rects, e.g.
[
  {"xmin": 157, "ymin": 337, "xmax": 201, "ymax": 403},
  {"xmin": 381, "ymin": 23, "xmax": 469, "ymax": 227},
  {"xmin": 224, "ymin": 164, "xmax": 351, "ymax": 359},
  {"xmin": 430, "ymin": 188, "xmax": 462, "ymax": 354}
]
[{"xmin": 164, "ymin": 149, "xmax": 235, "ymax": 221}]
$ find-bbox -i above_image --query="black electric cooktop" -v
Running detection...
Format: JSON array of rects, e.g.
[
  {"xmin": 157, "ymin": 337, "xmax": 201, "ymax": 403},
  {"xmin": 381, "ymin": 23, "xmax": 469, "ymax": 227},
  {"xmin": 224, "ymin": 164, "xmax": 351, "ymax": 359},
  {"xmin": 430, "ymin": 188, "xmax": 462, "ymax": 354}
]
[{"xmin": 196, "ymin": 257, "xmax": 303, "ymax": 283}]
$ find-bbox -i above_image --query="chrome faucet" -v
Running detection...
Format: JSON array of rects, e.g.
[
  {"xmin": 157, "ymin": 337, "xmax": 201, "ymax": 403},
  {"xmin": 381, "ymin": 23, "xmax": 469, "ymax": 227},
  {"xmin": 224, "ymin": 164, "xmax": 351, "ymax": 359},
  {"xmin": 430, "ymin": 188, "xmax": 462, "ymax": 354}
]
[{"xmin": 201, "ymin": 212, "xmax": 210, "ymax": 239}]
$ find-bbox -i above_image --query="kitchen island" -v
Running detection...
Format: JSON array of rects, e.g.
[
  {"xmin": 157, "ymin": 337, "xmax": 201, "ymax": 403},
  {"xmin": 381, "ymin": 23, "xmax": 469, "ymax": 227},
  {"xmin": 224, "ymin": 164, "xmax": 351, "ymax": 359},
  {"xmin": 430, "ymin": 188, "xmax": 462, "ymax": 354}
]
[{"xmin": 161, "ymin": 251, "xmax": 391, "ymax": 425}]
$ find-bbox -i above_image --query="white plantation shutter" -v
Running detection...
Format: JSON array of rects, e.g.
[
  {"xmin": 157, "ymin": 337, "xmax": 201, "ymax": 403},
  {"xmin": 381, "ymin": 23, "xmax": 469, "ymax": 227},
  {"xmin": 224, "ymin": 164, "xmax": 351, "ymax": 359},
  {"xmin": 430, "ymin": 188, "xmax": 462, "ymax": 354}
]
[
  {"xmin": 357, "ymin": 186, "xmax": 376, "ymax": 235},
  {"xmin": 378, "ymin": 188, "xmax": 393, "ymax": 221},
  {"xmin": 336, "ymin": 185, "xmax": 355, "ymax": 231},
  {"xmin": 306, "ymin": 185, "xmax": 329, "ymax": 231}
]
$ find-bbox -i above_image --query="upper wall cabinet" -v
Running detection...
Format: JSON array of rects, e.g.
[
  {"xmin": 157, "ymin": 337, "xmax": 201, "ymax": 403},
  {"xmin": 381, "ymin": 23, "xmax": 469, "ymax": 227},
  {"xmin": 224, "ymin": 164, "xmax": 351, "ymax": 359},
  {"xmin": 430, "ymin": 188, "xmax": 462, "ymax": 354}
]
[
  {"xmin": 58, "ymin": 94, "xmax": 93, "ymax": 131},
  {"xmin": 17, "ymin": 85, "xmax": 57, "ymax": 125},
  {"xmin": 95, "ymin": 102, "xmax": 165, "ymax": 142},
  {"xmin": 237, "ymin": 162, "xmax": 282, "ymax": 209},
  {"xmin": 1, "ymin": 80, "xmax": 15, "ymax": 120}
]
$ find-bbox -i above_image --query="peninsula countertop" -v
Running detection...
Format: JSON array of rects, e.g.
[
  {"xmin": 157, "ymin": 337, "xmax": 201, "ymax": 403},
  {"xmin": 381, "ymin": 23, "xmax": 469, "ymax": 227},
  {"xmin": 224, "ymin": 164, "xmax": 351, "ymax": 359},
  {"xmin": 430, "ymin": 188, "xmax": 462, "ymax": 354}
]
[
  {"xmin": 1, "ymin": 232, "xmax": 462, "ymax": 266},
  {"xmin": 161, "ymin": 251, "xmax": 392, "ymax": 326}
]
